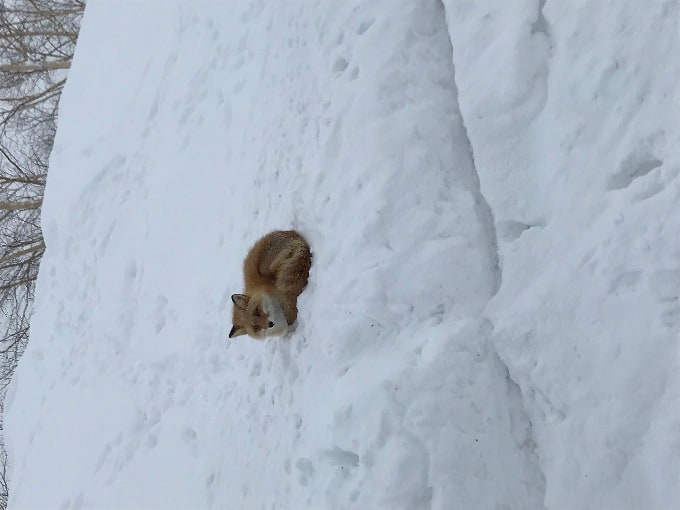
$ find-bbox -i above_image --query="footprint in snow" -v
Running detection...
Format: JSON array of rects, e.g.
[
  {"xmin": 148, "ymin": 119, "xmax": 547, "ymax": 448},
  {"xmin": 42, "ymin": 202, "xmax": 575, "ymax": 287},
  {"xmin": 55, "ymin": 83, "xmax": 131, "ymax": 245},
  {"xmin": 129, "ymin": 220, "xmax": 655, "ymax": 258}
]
[
  {"xmin": 357, "ymin": 18, "xmax": 375, "ymax": 35},
  {"xmin": 333, "ymin": 56, "xmax": 349, "ymax": 73}
]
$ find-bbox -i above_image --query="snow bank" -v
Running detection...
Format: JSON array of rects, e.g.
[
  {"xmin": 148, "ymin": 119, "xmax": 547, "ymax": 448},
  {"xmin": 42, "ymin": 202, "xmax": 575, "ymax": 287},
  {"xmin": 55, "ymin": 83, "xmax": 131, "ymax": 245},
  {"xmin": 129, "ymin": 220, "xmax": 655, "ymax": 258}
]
[
  {"xmin": 5, "ymin": 0, "xmax": 680, "ymax": 509},
  {"xmin": 443, "ymin": 0, "xmax": 680, "ymax": 508}
]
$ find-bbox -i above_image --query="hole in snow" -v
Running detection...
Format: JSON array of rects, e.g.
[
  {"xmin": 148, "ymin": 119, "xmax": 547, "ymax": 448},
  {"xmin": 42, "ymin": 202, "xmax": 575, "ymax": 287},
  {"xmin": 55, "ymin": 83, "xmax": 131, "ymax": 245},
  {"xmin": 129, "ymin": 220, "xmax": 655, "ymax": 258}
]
[
  {"xmin": 607, "ymin": 154, "xmax": 663, "ymax": 190},
  {"xmin": 498, "ymin": 220, "xmax": 544, "ymax": 242},
  {"xmin": 333, "ymin": 57, "xmax": 349, "ymax": 73}
]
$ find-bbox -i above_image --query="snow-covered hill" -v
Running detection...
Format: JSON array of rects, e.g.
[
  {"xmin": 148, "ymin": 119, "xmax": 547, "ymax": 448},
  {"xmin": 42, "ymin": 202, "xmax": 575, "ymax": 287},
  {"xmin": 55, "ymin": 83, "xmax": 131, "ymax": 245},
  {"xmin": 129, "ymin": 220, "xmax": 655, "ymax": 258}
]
[{"xmin": 5, "ymin": 1, "xmax": 679, "ymax": 509}]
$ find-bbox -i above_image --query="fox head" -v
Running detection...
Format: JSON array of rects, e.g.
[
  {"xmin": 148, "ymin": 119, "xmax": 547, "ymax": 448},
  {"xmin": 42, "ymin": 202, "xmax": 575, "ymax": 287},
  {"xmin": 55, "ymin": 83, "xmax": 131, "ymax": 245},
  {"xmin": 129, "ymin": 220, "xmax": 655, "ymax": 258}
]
[{"xmin": 229, "ymin": 293, "xmax": 288, "ymax": 339}]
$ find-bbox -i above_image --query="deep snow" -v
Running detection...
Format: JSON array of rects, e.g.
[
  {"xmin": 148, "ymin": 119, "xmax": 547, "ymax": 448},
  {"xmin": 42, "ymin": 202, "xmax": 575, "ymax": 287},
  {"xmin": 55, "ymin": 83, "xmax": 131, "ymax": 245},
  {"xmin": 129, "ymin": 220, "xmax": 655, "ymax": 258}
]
[{"xmin": 4, "ymin": 0, "xmax": 680, "ymax": 509}]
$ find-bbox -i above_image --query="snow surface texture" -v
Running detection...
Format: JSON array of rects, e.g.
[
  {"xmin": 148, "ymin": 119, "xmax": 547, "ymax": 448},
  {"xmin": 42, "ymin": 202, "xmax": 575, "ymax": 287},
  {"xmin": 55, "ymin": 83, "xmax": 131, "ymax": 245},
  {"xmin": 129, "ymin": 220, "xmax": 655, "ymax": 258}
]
[{"xmin": 4, "ymin": 0, "xmax": 679, "ymax": 509}]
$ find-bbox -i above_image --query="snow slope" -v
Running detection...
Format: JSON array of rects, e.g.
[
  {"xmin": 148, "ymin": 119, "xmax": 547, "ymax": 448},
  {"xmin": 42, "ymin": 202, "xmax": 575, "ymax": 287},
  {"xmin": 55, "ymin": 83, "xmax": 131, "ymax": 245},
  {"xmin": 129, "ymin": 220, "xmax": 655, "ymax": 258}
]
[
  {"xmin": 443, "ymin": 1, "xmax": 680, "ymax": 507},
  {"xmin": 5, "ymin": 0, "xmax": 680, "ymax": 509}
]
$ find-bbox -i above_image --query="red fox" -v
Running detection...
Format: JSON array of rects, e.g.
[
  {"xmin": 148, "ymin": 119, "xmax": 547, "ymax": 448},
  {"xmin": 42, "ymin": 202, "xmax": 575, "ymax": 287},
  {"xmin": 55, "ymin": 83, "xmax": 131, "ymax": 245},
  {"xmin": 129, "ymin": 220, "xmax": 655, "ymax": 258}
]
[{"xmin": 229, "ymin": 230, "xmax": 312, "ymax": 339}]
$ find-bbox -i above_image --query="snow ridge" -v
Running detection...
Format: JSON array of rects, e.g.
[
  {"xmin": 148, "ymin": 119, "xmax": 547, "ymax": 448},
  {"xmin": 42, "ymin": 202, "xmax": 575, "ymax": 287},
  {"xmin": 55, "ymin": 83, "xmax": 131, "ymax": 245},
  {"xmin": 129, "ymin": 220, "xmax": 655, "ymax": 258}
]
[
  {"xmin": 441, "ymin": 1, "xmax": 680, "ymax": 508},
  {"xmin": 436, "ymin": 0, "xmax": 501, "ymax": 297},
  {"xmin": 438, "ymin": 1, "xmax": 547, "ymax": 506}
]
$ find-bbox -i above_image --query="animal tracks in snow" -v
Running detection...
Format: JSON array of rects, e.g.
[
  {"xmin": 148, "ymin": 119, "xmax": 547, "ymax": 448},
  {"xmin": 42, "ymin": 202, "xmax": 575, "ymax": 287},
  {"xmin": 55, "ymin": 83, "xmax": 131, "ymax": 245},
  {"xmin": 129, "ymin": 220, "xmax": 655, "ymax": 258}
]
[
  {"xmin": 648, "ymin": 269, "xmax": 680, "ymax": 329},
  {"xmin": 332, "ymin": 56, "xmax": 349, "ymax": 73},
  {"xmin": 295, "ymin": 457, "xmax": 315, "ymax": 486},
  {"xmin": 356, "ymin": 18, "xmax": 375, "ymax": 36}
]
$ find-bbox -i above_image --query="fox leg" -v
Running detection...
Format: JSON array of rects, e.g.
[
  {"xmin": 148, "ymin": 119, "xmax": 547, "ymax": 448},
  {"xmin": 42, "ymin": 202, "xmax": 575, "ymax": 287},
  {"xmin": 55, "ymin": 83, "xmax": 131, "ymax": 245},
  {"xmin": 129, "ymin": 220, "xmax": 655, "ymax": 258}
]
[{"xmin": 280, "ymin": 295, "xmax": 298, "ymax": 325}]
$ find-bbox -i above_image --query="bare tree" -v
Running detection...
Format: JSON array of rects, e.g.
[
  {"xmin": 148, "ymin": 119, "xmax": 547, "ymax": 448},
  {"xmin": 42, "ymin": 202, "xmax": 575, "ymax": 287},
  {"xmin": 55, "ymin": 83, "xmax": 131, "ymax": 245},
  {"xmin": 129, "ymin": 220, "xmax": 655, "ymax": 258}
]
[
  {"xmin": 0, "ymin": 435, "xmax": 6, "ymax": 510},
  {"xmin": 0, "ymin": 1, "xmax": 83, "ymax": 506}
]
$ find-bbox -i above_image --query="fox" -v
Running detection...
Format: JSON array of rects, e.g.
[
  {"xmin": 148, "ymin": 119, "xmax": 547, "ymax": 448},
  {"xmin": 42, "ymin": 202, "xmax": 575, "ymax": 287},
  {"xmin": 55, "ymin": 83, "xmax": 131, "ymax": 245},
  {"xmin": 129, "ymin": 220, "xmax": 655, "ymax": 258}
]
[{"xmin": 229, "ymin": 230, "xmax": 312, "ymax": 339}]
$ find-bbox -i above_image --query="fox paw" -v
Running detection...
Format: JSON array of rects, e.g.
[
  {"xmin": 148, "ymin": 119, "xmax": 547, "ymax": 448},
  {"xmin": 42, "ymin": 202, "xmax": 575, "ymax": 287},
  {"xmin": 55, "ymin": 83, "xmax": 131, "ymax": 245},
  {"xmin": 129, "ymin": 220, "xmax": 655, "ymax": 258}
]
[{"xmin": 282, "ymin": 321, "xmax": 298, "ymax": 339}]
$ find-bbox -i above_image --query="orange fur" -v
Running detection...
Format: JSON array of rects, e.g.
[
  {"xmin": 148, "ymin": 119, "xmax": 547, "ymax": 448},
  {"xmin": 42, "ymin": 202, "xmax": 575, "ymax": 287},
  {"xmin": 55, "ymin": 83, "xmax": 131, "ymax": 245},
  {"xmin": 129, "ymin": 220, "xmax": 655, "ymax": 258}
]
[{"xmin": 230, "ymin": 230, "xmax": 311, "ymax": 339}]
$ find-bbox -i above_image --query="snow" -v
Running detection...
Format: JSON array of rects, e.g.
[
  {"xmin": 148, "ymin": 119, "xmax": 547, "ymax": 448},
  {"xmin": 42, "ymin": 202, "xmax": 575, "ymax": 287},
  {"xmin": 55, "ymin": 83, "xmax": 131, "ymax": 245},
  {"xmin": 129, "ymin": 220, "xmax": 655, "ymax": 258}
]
[{"xmin": 4, "ymin": 0, "xmax": 679, "ymax": 509}]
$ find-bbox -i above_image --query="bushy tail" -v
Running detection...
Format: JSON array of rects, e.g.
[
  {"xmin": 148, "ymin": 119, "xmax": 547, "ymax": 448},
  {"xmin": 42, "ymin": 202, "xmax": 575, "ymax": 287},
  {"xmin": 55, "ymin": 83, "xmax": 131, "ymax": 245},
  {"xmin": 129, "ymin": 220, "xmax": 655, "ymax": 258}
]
[{"xmin": 275, "ymin": 237, "xmax": 311, "ymax": 296}]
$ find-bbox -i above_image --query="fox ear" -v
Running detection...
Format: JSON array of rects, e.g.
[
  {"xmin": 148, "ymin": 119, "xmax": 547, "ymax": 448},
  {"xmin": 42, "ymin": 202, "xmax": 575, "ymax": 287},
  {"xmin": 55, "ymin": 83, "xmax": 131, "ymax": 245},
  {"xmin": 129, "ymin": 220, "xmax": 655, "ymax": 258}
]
[
  {"xmin": 229, "ymin": 325, "xmax": 247, "ymax": 338},
  {"xmin": 231, "ymin": 294, "xmax": 249, "ymax": 309}
]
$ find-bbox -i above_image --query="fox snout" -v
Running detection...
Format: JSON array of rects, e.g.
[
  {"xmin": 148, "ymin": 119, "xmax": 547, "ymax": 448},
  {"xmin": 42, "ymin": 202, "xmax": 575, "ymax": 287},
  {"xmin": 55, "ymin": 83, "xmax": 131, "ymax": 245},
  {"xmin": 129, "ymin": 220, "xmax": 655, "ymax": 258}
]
[{"xmin": 229, "ymin": 293, "xmax": 287, "ymax": 339}]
